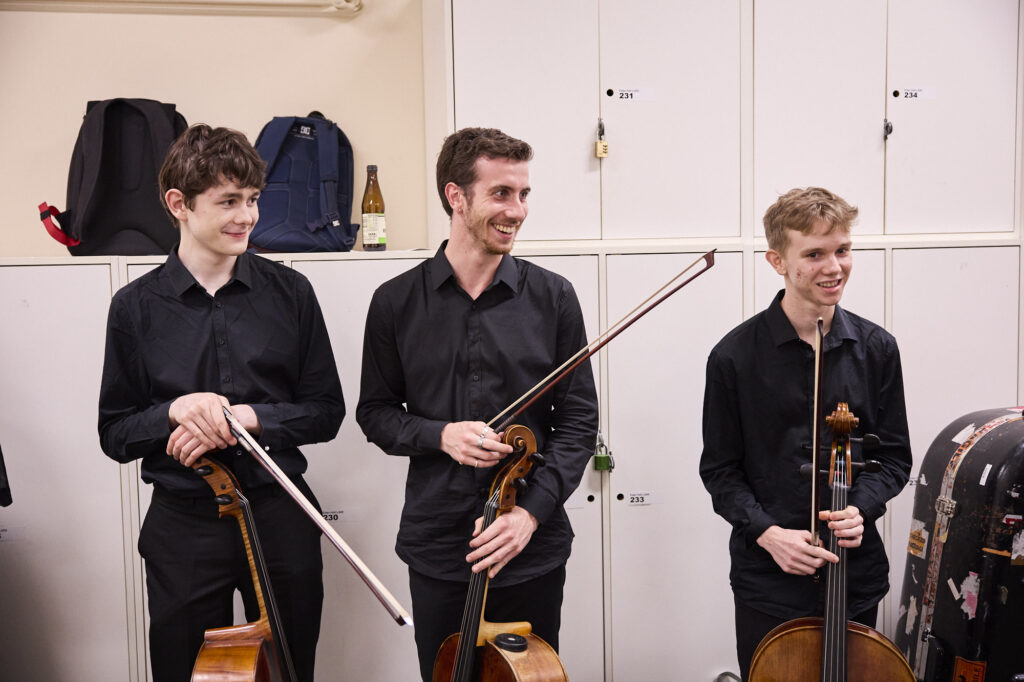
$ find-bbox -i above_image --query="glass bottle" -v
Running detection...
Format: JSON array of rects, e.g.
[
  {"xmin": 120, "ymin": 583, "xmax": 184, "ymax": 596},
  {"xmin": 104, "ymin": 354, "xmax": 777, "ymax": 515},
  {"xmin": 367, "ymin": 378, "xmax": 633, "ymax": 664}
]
[{"xmin": 361, "ymin": 165, "xmax": 386, "ymax": 251}]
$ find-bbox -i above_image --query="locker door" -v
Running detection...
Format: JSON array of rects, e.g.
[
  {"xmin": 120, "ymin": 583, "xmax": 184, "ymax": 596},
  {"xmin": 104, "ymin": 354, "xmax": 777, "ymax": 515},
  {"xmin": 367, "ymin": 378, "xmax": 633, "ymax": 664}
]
[
  {"xmin": 754, "ymin": 0, "xmax": 888, "ymax": 233},
  {"xmin": 884, "ymin": 0, "xmax": 1019, "ymax": 234},
  {"xmin": 0, "ymin": 263, "xmax": 131, "ymax": 680},
  {"xmin": 605, "ymin": 252, "xmax": 743, "ymax": 680},
  {"xmin": 451, "ymin": 0, "xmax": 601, "ymax": 241},
  {"xmin": 520, "ymin": 254, "xmax": 603, "ymax": 681},
  {"xmin": 294, "ymin": 257, "xmax": 425, "ymax": 681},
  {"xmin": 886, "ymin": 246, "xmax": 1020, "ymax": 636},
  {"xmin": 599, "ymin": 0, "xmax": 741, "ymax": 239}
]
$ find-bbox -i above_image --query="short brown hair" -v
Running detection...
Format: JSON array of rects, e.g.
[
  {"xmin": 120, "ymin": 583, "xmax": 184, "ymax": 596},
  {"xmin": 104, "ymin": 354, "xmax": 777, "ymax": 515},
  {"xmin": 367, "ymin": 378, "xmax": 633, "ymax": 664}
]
[
  {"xmin": 763, "ymin": 187, "xmax": 859, "ymax": 252},
  {"xmin": 158, "ymin": 124, "xmax": 266, "ymax": 227},
  {"xmin": 435, "ymin": 127, "xmax": 533, "ymax": 216}
]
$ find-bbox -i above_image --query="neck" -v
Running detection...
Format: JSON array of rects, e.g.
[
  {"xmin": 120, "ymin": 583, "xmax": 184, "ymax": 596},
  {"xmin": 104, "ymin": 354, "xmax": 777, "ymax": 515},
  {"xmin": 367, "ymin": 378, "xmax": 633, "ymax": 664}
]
[
  {"xmin": 178, "ymin": 240, "xmax": 237, "ymax": 295},
  {"xmin": 781, "ymin": 294, "xmax": 836, "ymax": 346},
  {"xmin": 444, "ymin": 231, "xmax": 503, "ymax": 300}
]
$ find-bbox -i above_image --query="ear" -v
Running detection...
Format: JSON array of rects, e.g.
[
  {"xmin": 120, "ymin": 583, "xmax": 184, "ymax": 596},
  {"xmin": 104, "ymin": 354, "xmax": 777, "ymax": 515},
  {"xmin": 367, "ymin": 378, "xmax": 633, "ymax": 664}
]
[
  {"xmin": 765, "ymin": 249, "xmax": 786, "ymax": 276},
  {"xmin": 165, "ymin": 189, "xmax": 187, "ymax": 220},
  {"xmin": 444, "ymin": 182, "xmax": 464, "ymax": 215}
]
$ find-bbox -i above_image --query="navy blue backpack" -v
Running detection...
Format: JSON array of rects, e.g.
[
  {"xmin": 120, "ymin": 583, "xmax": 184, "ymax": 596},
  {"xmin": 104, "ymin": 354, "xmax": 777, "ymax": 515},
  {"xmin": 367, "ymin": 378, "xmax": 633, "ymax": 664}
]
[{"xmin": 251, "ymin": 112, "xmax": 358, "ymax": 252}]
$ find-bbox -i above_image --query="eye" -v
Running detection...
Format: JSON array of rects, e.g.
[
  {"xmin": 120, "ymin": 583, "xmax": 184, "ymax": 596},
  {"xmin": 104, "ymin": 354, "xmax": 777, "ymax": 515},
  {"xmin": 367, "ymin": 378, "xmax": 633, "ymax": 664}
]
[{"xmin": 520, "ymin": 190, "xmax": 530, "ymax": 201}]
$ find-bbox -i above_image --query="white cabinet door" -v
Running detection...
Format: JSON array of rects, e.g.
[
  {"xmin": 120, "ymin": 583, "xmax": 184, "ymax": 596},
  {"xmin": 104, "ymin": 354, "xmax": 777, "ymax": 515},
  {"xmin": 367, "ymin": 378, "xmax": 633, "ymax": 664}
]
[
  {"xmin": 605, "ymin": 251, "xmax": 743, "ymax": 680},
  {"xmin": 599, "ymin": 0, "xmax": 741, "ymax": 239},
  {"xmin": 0, "ymin": 263, "xmax": 133, "ymax": 680},
  {"xmin": 521, "ymin": 254, "xmax": 603, "ymax": 681},
  {"xmin": 452, "ymin": 0, "xmax": 601, "ymax": 241},
  {"xmin": 294, "ymin": 257, "xmax": 426, "ymax": 681},
  {"xmin": 885, "ymin": 0, "xmax": 1019, "ymax": 234},
  {"xmin": 754, "ymin": 0, "xmax": 888, "ymax": 234}
]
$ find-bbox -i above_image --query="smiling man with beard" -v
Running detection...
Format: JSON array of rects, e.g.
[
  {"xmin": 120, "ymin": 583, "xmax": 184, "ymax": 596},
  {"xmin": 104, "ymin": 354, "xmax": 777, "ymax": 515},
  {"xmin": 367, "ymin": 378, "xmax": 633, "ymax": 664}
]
[
  {"xmin": 699, "ymin": 187, "xmax": 912, "ymax": 681},
  {"xmin": 356, "ymin": 127, "xmax": 599, "ymax": 681}
]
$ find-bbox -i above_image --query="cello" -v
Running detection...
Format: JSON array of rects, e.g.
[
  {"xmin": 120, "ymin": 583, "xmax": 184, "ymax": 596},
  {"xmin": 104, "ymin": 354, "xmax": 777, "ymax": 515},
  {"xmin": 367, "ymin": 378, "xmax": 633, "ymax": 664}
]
[
  {"xmin": 188, "ymin": 456, "xmax": 298, "ymax": 682},
  {"xmin": 747, "ymin": 320, "xmax": 914, "ymax": 682},
  {"xmin": 432, "ymin": 425, "xmax": 567, "ymax": 682}
]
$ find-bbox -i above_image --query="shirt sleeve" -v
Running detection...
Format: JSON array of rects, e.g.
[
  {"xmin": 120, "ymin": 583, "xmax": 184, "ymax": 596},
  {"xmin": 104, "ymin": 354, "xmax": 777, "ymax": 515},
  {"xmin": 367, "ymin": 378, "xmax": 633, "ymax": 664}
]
[
  {"xmin": 249, "ymin": 278, "xmax": 345, "ymax": 452},
  {"xmin": 97, "ymin": 294, "xmax": 175, "ymax": 463},
  {"xmin": 355, "ymin": 287, "xmax": 449, "ymax": 457},
  {"xmin": 699, "ymin": 349, "xmax": 778, "ymax": 545},
  {"xmin": 847, "ymin": 338, "xmax": 912, "ymax": 522},
  {"xmin": 514, "ymin": 282, "xmax": 599, "ymax": 527}
]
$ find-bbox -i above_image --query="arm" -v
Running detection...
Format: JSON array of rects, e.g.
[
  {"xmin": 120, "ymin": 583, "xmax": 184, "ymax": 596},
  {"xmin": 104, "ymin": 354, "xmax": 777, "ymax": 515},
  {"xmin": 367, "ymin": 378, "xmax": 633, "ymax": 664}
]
[
  {"xmin": 356, "ymin": 287, "xmax": 450, "ymax": 457},
  {"xmin": 847, "ymin": 338, "xmax": 912, "ymax": 521},
  {"xmin": 98, "ymin": 295, "xmax": 176, "ymax": 463},
  {"xmin": 468, "ymin": 282, "xmax": 599, "ymax": 577},
  {"xmin": 246, "ymin": 279, "xmax": 345, "ymax": 453}
]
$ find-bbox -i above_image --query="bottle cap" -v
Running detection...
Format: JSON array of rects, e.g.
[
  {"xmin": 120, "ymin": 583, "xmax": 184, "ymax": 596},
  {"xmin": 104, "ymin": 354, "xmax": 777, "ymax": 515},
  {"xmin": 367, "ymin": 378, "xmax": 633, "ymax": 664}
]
[{"xmin": 367, "ymin": 164, "xmax": 378, "ymax": 172}]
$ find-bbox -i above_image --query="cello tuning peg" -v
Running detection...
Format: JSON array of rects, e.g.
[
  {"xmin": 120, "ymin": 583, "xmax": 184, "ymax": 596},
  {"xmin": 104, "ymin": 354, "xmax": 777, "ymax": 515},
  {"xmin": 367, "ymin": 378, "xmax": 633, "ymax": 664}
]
[
  {"xmin": 214, "ymin": 494, "xmax": 233, "ymax": 505},
  {"xmin": 194, "ymin": 465, "xmax": 213, "ymax": 476},
  {"xmin": 851, "ymin": 459, "xmax": 882, "ymax": 473},
  {"xmin": 513, "ymin": 478, "xmax": 528, "ymax": 494},
  {"xmin": 530, "ymin": 452, "xmax": 546, "ymax": 467}
]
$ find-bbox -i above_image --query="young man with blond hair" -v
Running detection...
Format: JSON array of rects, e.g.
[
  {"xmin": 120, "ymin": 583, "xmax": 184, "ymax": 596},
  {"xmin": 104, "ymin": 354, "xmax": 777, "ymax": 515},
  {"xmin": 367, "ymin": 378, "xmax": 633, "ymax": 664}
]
[{"xmin": 700, "ymin": 187, "xmax": 912, "ymax": 680}]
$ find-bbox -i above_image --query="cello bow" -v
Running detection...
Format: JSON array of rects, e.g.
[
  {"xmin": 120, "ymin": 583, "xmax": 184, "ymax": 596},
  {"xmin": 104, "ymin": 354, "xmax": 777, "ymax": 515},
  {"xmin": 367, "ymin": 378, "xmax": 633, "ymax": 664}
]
[{"xmin": 222, "ymin": 406, "xmax": 413, "ymax": 627}]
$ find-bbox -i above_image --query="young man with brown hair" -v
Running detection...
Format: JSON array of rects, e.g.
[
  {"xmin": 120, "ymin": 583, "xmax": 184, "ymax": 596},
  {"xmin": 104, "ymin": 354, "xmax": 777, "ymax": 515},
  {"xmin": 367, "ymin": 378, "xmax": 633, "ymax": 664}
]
[
  {"xmin": 98, "ymin": 124, "xmax": 344, "ymax": 682},
  {"xmin": 357, "ymin": 127, "xmax": 599, "ymax": 681},
  {"xmin": 700, "ymin": 187, "xmax": 912, "ymax": 680}
]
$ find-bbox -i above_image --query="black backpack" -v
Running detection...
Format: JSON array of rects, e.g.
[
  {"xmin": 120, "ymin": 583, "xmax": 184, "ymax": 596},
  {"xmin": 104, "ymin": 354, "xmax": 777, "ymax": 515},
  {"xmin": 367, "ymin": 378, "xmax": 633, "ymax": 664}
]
[
  {"xmin": 39, "ymin": 98, "xmax": 187, "ymax": 256},
  {"xmin": 250, "ymin": 112, "xmax": 358, "ymax": 252}
]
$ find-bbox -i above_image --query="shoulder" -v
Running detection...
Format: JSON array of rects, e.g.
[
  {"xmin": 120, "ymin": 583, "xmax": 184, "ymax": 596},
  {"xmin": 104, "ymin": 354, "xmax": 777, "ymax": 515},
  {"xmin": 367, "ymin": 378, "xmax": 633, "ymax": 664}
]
[
  {"xmin": 837, "ymin": 307, "xmax": 899, "ymax": 355},
  {"xmin": 247, "ymin": 253, "xmax": 315, "ymax": 296},
  {"xmin": 514, "ymin": 257, "xmax": 577, "ymax": 300},
  {"xmin": 373, "ymin": 258, "xmax": 430, "ymax": 299},
  {"xmin": 109, "ymin": 261, "xmax": 165, "ymax": 310},
  {"xmin": 709, "ymin": 309, "xmax": 767, "ymax": 361}
]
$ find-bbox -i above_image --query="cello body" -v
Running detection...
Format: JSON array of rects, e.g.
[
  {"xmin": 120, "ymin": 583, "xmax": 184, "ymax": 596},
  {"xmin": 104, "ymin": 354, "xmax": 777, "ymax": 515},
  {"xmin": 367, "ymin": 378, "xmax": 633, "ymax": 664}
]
[
  {"xmin": 433, "ymin": 632, "xmax": 567, "ymax": 682},
  {"xmin": 749, "ymin": 617, "xmax": 913, "ymax": 682},
  {"xmin": 189, "ymin": 456, "xmax": 297, "ymax": 682}
]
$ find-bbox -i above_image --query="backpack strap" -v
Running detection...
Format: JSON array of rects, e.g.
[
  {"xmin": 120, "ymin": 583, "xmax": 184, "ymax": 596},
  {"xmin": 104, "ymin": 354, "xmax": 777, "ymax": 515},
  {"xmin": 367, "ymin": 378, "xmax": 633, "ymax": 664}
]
[
  {"xmin": 313, "ymin": 117, "xmax": 342, "ymax": 230},
  {"xmin": 254, "ymin": 117, "xmax": 298, "ymax": 176},
  {"xmin": 38, "ymin": 202, "xmax": 80, "ymax": 246}
]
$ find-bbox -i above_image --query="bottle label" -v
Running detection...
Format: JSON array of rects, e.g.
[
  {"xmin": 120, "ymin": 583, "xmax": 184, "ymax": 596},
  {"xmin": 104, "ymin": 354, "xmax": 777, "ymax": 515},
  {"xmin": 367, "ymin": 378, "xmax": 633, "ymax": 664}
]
[{"xmin": 361, "ymin": 213, "xmax": 387, "ymax": 245}]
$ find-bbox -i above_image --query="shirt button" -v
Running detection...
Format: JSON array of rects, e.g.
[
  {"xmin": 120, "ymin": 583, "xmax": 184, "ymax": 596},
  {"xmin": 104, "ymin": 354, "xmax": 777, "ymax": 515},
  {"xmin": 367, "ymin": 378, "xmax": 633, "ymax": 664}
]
[
  {"xmin": 222, "ymin": 376, "xmax": 231, "ymax": 383},
  {"xmin": 217, "ymin": 338, "xmax": 225, "ymax": 346},
  {"xmin": 472, "ymin": 375, "xmax": 479, "ymax": 381},
  {"xmin": 215, "ymin": 302, "xmax": 223, "ymax": 309}
]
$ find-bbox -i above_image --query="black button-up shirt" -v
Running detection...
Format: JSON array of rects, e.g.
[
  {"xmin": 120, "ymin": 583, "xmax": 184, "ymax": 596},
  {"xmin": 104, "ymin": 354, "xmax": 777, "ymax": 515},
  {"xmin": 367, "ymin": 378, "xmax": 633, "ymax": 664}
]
[
  {"xmin": 700, "ymin": 290, "xmax": 912, "ymax": 618},
  {"xmin": 98, "ymin": 249, "xmax": 345, "ymax": 495},
  {"xmin": 356, "ymin": 243, "xmax": 599, "ymax": 587}
]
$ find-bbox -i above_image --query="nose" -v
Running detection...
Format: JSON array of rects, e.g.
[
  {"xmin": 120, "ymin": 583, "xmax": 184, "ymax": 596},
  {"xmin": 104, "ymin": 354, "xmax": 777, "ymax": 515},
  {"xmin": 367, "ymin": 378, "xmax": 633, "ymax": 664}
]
[
  {"xmin": 507, "ymin": 196, "xmax": 527, "ymax": 221},
  {"xmin": 238, "ymin": 203, "xmax": 258, "ymax": 227}
]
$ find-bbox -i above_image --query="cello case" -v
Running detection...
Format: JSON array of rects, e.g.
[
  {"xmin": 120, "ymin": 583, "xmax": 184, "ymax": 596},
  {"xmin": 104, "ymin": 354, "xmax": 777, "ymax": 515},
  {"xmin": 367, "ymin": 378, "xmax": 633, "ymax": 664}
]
[{"xmin": 895, "ymin": 407, "xmax": 1024, "ymax": 682}]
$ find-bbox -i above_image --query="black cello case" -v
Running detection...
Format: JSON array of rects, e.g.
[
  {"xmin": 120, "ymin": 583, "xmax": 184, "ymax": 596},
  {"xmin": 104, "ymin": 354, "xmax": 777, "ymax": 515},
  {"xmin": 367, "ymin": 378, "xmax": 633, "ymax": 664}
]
[{"xmin": 895, "ymin": 407, "xmax": 1024, "ymax": 682}]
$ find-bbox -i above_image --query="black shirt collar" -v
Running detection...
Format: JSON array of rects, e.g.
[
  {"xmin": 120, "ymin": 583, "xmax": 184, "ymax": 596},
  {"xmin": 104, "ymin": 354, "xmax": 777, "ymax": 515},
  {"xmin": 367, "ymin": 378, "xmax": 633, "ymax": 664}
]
[
  {"xmin": 765, "ymin": 289, "xmax": 858, "ymax": 350},
  {"xmin": 164, "ymin": 246, "xmax": 253, "ymax": 297},
  {"xmin": 429, "ymin": 240, "xmax": 519, "ymax": 295}
]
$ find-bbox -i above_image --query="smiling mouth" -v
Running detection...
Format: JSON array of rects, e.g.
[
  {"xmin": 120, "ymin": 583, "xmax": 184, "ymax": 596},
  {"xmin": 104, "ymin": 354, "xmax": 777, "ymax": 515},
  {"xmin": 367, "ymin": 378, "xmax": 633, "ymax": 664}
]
[
  {"xmin": 492, "ymin": 222, "xmax": 518, "ymax": 235},
  {"xmin": 818, "ymin": 279, "xmax": 842, "ymax": 288}
]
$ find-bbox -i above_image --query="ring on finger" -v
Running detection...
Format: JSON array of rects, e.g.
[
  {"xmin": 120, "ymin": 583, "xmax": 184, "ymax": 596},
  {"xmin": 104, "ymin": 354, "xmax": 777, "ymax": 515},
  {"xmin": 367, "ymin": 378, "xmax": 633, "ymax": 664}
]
[
  {"xmin": 476, "ymin": 433, "xmax": 486, "ymax": 448},
  {"xmin": 474, "ymin": 459, "xmax": 479, "ymax": 468}
]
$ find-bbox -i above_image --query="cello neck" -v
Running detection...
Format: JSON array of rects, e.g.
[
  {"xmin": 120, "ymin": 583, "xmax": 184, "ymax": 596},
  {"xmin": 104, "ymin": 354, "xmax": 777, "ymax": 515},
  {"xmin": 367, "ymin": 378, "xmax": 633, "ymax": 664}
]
[
  {"xmin": 820, "ymin": 431, "xmax": 851, "ymax": 682},
  {"xmin": 449, "ymin": 492, "xmax": 501, "ymax": 682}
]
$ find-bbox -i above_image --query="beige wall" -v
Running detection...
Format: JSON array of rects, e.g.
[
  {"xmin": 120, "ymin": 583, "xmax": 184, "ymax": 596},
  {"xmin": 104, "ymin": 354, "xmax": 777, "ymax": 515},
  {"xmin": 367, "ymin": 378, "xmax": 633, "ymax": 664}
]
[{"xmin": 0, "ymin": 2, "xmax": 427, "ymax": 256}]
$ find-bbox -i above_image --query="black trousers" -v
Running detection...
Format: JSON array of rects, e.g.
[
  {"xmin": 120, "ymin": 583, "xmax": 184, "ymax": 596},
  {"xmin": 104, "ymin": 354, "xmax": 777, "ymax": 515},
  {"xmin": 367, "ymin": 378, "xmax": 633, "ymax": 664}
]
[
  {"xmin": 734, "ymin": 597, "xmax": 879, "ymax": 682},
  {"xmin": 139, "ymin": 477, "xmax": 324, "ymax": 682},
  {"xmin": 409, "ymin": 565, "xmax": 566, "ymax": 682}
]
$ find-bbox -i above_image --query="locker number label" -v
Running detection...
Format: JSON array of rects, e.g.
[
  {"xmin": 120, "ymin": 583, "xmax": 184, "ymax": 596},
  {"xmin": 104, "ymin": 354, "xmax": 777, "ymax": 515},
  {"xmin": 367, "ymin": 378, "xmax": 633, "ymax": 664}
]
[
  {"xmin": 608, "ymin": 88, "xmax": 652, "ymax": 101},
  {"xmin": 627, "ymin": 492, "xmax": 655, "ymax": 506},
  {"xmin": 893, "ymin": 86, "xmax": 935, "ymax": 100}
]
